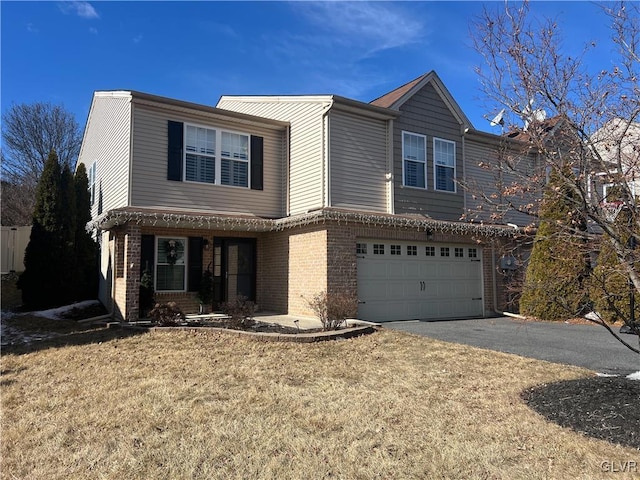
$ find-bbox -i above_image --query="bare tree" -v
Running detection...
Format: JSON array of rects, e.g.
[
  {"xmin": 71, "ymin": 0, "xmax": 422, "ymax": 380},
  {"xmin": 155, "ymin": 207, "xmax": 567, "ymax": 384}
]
[
  {"xmin": 1, "ymin": 102, "xmax": 82, "ymax": 225},
  {"xmin": 468, "ymin": 1, "xmax": 639, "ymax": 352}
]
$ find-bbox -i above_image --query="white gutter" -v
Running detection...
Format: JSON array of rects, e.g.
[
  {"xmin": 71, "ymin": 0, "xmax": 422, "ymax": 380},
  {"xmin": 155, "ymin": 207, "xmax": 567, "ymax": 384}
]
[{"xmin": 321, "ymin": 101, "xmax": 333, "ymax": 208}]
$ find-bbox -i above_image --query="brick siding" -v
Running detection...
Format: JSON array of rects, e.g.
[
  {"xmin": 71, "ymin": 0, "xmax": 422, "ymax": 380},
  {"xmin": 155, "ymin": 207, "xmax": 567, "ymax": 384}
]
[{"xmin": 108, "ymin": 220, "xmax": 512, "ymax": 321}]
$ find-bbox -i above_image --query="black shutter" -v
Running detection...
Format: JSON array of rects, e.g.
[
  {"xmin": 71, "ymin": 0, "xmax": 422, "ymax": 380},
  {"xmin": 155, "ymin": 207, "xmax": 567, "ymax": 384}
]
[
  {"xmin": 140, "ymin": 235, "xmax": 155, "ymax": 276},
  {"xmin": 167, "ymin": 121, "xmax": 184, "ymax": 181},
  {"xmin": 188, "ymin": 237, "xmax": 203, "ymax": 292},
  {"xmin": 250, "ymin": 135, "xmax": 263, "ymax": 190}
]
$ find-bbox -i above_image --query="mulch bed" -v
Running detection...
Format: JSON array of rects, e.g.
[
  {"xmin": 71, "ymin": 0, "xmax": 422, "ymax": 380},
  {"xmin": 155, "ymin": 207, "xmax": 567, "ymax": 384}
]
[{"xmin": 522, "ymin": 376, "xmax": 640, "ymax": 450}]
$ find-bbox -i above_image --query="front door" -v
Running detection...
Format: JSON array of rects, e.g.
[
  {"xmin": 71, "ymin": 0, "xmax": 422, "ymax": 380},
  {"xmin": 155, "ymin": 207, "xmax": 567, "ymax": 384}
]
[{"xmin": 213, "ymin": 238, "xmax": 256, "ymax": 306}]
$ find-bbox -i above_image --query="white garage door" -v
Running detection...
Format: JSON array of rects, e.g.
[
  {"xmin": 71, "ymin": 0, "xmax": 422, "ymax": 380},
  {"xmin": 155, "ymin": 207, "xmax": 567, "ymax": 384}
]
[{"xmin": 356, "ymin": 240, "xmax": 483, "ymax": 322}]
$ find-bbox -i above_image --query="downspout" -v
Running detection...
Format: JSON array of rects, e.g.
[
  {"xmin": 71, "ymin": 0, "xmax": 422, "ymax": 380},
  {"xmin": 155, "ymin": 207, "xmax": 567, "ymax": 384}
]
[
  {"xmin": 285, "ymin": 125, "xmax": 291, "ymax": 216},
  {"xmin": 388, "ymin": 119, "xmax": 395, "ymax": 214},
  {"xmin": 321, "ymin": 101, "xmax": 333, "ymax": 208},
  {"xmin": 127, "ymin": 96, "xmax": 135, "ymax": 207},
  {"xmin": 491, "ymin": 240, "xmax": 498, "ymax": 316},
  {"xmin": 462, "ymin": 126, "xmax": 468, "ymax": 213}
]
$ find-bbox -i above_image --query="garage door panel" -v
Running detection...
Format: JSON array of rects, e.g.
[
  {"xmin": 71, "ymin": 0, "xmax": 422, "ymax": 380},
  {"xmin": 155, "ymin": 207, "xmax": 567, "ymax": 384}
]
[{"xmin": 357, "ymin": 239, "xmax": 483, "ymax": 322}]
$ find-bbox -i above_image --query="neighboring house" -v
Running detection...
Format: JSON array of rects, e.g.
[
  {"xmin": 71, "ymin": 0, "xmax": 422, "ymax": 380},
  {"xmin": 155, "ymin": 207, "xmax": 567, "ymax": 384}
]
[
  {"xmin": 0, "ymin": 226, "xmax": 31, "ymax": 274},
  {"xmin": 78, "ymin": 72, "xmax": 525, "ymax": 323},
  {"xmin": 590, "ymin": 119, "xmax": 640, "ymax": 203}
]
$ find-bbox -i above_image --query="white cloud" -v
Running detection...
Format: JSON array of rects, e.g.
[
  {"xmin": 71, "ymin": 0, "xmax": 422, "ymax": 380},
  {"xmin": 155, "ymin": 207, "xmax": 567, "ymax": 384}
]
[
  {"xmin": 133, "ymin": 34, "xmax": 143, "ymax": 44},
  {"xmin": 26, "ymin": 23, "xmax": 38, "ymax": 33},
  {"xmin": 89, "ymin": 27, "xmax": 98, "ymax": 35},
  {"xmin": 252, "ymin": 2, "xmax": 428, "ymax": 99},
  {"xmin": 58, "ymin": 1, "xmax": 99, "ymax": 20},
  {"xmin": 200, "ymin": 21, "xmax": 239, "ymax": 39},
  {"xmin": 292, "ymin": 1, "xmax": 426, "ymax": 56}
]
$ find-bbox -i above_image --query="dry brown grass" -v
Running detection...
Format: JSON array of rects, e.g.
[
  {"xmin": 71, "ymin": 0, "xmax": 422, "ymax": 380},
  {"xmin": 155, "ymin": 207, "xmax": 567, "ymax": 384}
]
[{"xmin": 1, "ymin": 328, "xmax": 638, "ymax": 479}]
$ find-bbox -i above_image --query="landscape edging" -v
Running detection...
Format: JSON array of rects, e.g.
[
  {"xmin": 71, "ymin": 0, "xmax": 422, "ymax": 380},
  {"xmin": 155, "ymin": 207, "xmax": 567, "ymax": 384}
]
[{"xmin": 117, "ymin": 323, "xmax": 377, "ymax": 343}]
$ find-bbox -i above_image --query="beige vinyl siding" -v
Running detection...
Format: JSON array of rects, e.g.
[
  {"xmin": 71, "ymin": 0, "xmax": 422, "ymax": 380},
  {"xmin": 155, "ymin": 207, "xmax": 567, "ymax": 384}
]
[
  {"xmin": 218, "ymin": 98, "xmax": 327, "ymax": 215},
  {"xmin": 129, "ymin": 104, "xmax": 286, "ymax": 217},
  {"xmin": 464, "ymin": 136, "xmax": 537, "ymax": 226},
  {"xmin": 393, "ymin": 83, "xmax": 464, "ymax": 221},
  {"xmin": 328, "ymin": 110, "xmax": 388, "ymax": 212},
  {"xmin": 77, "ymin": 93, "xmax": 132, "ymax": 218}
]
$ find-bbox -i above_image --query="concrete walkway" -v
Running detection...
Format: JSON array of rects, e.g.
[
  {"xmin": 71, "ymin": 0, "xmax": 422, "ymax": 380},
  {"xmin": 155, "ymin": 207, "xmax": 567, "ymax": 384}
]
[{"xmin": 253, "ymin": 312, "xmax": 323, "ymax": 330}]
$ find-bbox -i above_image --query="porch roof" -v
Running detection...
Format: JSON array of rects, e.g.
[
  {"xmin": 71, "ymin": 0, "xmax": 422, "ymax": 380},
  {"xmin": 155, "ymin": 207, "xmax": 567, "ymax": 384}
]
[{"xmin": 92, "ymin": 207, "xmax": 521, "ymax": 238}]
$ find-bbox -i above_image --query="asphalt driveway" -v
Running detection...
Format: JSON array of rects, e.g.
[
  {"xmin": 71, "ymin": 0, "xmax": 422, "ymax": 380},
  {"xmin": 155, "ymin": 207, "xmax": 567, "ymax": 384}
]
[{"xmin": 385, "ymin": 316, "xmax": 640, "ymax": 375}]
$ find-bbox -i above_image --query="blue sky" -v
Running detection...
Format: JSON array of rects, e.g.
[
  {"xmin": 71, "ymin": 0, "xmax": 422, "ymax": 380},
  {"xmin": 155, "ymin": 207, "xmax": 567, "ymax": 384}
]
[{"xmin": 2, "ymin": 1, "xmax": 610, "ymax": 135}]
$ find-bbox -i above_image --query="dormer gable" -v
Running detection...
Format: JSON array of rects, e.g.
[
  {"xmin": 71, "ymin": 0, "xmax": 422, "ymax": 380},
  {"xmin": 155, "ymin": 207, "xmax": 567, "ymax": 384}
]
[{"xmin": 370, "ymin": 71, "xmax": 473, "ymax": 130}]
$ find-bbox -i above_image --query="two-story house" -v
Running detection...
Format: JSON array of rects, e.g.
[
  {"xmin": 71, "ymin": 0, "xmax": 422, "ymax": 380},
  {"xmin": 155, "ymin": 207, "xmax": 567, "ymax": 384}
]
[{"xmin": 78, "ymin": 71, "xmax": 524, "ymax": 323}]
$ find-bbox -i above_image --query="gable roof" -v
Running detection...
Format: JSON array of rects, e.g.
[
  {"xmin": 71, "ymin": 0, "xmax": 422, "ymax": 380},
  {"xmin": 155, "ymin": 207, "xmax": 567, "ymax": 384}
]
[
  {"xmin": 369, "ymin": 71, "xmax": 473, "ymax": 129},
  {"xmin": 369, "ymin": 74, "xmax": 427, "ymax": 108}
]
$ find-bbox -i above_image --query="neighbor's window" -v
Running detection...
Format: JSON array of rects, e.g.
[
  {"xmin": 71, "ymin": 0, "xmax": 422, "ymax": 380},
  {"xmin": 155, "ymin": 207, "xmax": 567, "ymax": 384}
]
[
  {"xmin": 88, "ymin": 162, "xmax": 97, "ymax": 206},
  {"xmin": 184, "ymin": 125, "xmax": 250, "ymax": 187},
  {"xmin": 373, "ymin": 244, "xmax": 385, "ymax": 255},
  {"xmin": 156, "ymin": 237, "xmax": 187, "ymax": 291},
  {"xmin": 440, "ymin": 247, "xmax": 450, "ymax": 257},
  {"xmin": 391, "ymin": 244, "xmax": 401, "ymax": 255},
  {"xmin": 407, "ymin": 245, "xmax": 417, "ymax": 256},
  {"xmin": 434, "ymin": 138, "xmax": 456, "ymax": 192},
  {"xmin": 469, "ymin": 248, "xmax": 478, "ymax": 258},
  {"xmin": 356, "ymin": 243, "xmax": 367, "ymax": 254},
  {"xmin": 402, "ymin": 131, "xmax": 426, "ymax": 188},
  {"xmin": 425, "ymin": 246, "xmax": 435, "ymax": 257},
  {"xmin": 455, "ymin": 247, "xmax": 464, "ymax": 258}
]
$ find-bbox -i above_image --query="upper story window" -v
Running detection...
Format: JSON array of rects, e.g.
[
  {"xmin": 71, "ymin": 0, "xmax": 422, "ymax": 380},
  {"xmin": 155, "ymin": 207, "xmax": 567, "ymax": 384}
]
[
  {"xmin": 434, "ymin": 138, "xmax": 456, "ymax": 192},
  {"xmin": 88, "ymin": 162, "xmax": 97, "ymax": 206},
  {"xmin": 168, "ymin": 121, "xmax": 263, "ymax": 190},
  {"xmin": 402, "ymin": 131, "xmax": 426, "ymax": 189},
  {"xmin": 185, "ymin": 125, "xmax": 216, "ymax": 184},
  {"xmin": 221, "ymin": 132, "xmax": 249, "ymax": 187},
  {"xmin": 183, "ymin": 124, "xmax": 250, "ymax": 188}
]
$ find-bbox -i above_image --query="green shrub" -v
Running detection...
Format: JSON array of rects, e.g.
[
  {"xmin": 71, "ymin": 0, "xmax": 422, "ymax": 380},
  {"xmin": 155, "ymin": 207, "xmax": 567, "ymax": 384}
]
[
  {"xmin": 197, "ymin": 268, "xmax": 213, "ymax": 313},
  {"xmin": 589, "ymin": 210, "xmax": 640, "ymax": 324},
  {"xmin": 139, "ymin": 265, "xmax": 155, "ymax": 318},
  {"xmin": 520, "ymin": 167, "xmax": 591, "ymax": 320}
]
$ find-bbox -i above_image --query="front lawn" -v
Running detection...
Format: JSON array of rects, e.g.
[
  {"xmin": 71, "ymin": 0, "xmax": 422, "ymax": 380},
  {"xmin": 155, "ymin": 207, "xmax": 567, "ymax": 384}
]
[{"xmin": 2, "ymin": 325, "xmax": 637, "ymax": 479}]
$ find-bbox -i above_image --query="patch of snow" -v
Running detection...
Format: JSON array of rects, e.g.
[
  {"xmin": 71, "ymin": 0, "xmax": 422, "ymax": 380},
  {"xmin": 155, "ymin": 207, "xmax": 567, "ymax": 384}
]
[
  {"xmin": 596, "ymin": 373, "xmax": 619, "ymax": 377},
  {"xmin": 626, "ymin": 371, "xmax": 640, "ymax": 381},
  {"xmin": 0, "ymin": 322, "xmax": 61, "ymax": 346},
  {"xmin": 584, "ymin": 311, "xmax": 602, "ymax": 321},
  {"xmin": 32, "ymin": 300, "xmax": 101, "ymax": 320}
]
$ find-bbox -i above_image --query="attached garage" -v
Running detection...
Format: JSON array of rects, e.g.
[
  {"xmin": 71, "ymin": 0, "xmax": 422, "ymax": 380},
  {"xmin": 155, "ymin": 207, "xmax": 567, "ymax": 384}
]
[{"xmin": 356, "ymin": 239, "xmax": 484, "ymax": 322}]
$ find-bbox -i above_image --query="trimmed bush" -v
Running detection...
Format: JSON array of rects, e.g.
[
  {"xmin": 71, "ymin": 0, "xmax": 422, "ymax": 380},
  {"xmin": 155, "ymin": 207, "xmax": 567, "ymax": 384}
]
[{"xmin": 306, "ymin": 290, "xmax": 358, "ymax": 331}]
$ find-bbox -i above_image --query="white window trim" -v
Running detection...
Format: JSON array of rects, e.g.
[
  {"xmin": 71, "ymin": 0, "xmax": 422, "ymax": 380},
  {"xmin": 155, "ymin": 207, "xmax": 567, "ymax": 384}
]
[
  {"xmin": 183, "ymin": 122, "xmax": 251, "ymax": 188},
  {"xmin": 402, "ymin": 131, "xmax": 427, "ymax": 189},
  {"xmin": 433, "ymin": 137, "xmax": 456, "ymax": 193},
  {"xmin": 155, "ymin": 236, "xmax": 188, "ymax": 292}
]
